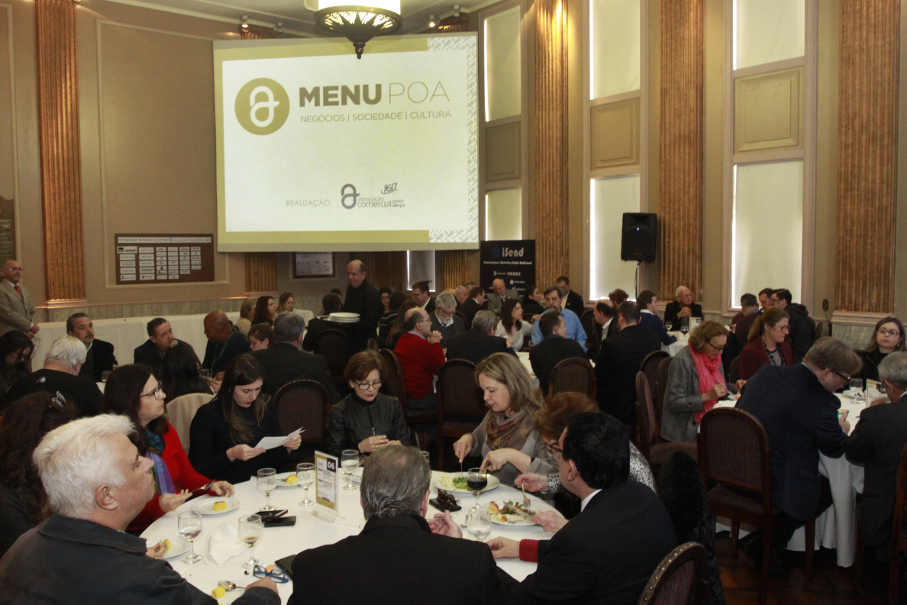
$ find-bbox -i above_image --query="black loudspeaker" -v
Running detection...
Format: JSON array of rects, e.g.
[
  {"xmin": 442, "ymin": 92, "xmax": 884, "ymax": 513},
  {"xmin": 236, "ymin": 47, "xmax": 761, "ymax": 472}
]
[{"xmin": 621, "ymin": 213, "xmax": 657, "ymax": 262}]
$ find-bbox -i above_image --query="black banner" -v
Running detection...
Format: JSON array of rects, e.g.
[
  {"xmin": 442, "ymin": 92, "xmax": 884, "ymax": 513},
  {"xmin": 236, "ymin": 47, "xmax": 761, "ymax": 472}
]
[{"xmin": 480, "ymin": 240, "xmax": 536, "ymax": 296}]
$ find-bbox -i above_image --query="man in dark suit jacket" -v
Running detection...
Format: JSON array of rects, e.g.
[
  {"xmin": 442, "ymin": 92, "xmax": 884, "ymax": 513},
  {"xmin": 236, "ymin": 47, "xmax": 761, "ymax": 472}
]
[
  {"xmin": 557, "ymin": 276, "xmax": 585, "ymax": 316},
  {"xmin": 595, "ymin": 303, "xmax": 662, "ymax": 425},
  {"xmin": 67, "ymin": 314, "xmax": 117, "ymax": 383},
  {"xmin": 287, "ymin": 446, "xmax": 509, "ymax": 605},
  {"xmin": 250, "ymin": 312, "xmax": 339, "ymax": 403},
  {"xmin": 133, "ymin": 318, "xmax": 175, "ymax": 374},
  {"xmin": 429, "ymin": 292, "xmax": 467, "ymax": 347},
  {"xmin": 343, "ymin": 260, "xmax": 384, "ymax": 357},
  {"xmin": 846, "ymin": 352, "xmax": 907, "ymax": 546},
  {"xmin": 202, "ymin": 310, "xmax": 251, "ymax": 376},
  {"xmin": 737, "ymin": 337, "xmax": 860, "ymax": 564},
  {"xmin": 471, "ymin": 412, "xmax": 677, "ymax": 605},
  {"xmin": 458, "ymin": 286, "xmax": 486, "ymax": 328},
  {"xmin": 529, "ymin": 312, "xmax": 587, "ymax": 395},
  {"xmin": 446, "ymin": 311, "xmax": 516, "ymax": 365},
  {"xmin": 411, "ymin": 280, "xmax": 436, "ymax": 316},
  {"xmin": 662, "ymin": 285, "xmax": 704, "ymax": 328},
  {"xmin": 637, "ymin": 290, "xmax": 677, "ymax": 346},
  {"xmin": 771, "ymin": 288, "xmax": 814, "ymax": 363}
]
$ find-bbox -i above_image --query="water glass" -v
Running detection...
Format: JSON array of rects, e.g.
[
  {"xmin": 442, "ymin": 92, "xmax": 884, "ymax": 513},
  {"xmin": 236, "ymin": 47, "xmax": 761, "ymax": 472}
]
[
  {"xmin": 849, "ymin": 378, "xmax": 865, "ymax": 405},
  {"xmin": 101, "ymin": 371, "xmax": 111, "ymax": 383},
  {"xmin": 238, "ymin": 515, "xmax": 263, "ymax": 569},
  {"xmin": 296, "ymin": 462, "xmax": 316, "ymax": 507},
  {"xmin": 177, "ymin": 511, "xmax": 203, "ymax": 564},
  {"xmin": 466, "ymin": 511, "xmax": 491, "ymax": 541},
  {"xmin": 420, "ymin": 450, "xmax": 430, "ymax": 467},
  {"xmin": 341, "ymin": 450, "xmax": 360, "ymax": 491},
  {"xmin": 256, "ymin": 468, "xmax": 277, "ymax": 511}
]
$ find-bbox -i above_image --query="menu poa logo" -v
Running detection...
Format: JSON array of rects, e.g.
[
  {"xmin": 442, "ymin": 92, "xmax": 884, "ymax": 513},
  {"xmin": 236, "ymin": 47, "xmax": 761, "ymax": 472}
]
[{"xmin": 235, "ymin": 78, "xmax": 290, "ymax": 135}]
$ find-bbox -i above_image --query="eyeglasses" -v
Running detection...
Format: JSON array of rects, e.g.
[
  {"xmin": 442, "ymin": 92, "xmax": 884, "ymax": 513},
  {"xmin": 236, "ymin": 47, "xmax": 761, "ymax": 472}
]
[
  {"xmin": 50, "ymin": 391, "xmax": 66, "ymax": 410},
  {"xmin": 705, "ymin": 341, "xmax": 726, "ymax": 351},
  {"xmin": 356, "ymin": 381, "xmax": 382, "ymax": 391},
  {"xmin": 545, "ymin": 442, "xmax": 563, "ymax": 457},
  {"xmin": 880, "ymin": 328, "xmax": 901, "ymax": 337},
  {"xmin": 438, "ymin": 308, "xmax": 456, "ymax": 318},
  {"xmin": 141, "ymin": 385, "xmax": 163, "ymax": 399},
  {"xmin": 252, "ymin": 565, "xmax": 289, "ymax": 583},
  {"xmin": 831, "ymin": 369, "xmax": 851, "ymax": 383},
  {"xmin": 418, "ymin": 318, "xmax": 432, "ymax": 324}
]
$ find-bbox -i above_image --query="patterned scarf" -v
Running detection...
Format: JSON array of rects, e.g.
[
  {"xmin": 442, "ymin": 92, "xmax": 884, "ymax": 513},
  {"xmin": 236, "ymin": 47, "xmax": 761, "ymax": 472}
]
[
  {"xmin": 485, "ymin": 405, "xmax": 537, "ymax": 452},
  {"xmin": 145, "ymin": 432, "xmax": 175, "ymax": 495},
  {"xmin": 690, "ymin": 345, "xmax": 725, "ymax": 424}
]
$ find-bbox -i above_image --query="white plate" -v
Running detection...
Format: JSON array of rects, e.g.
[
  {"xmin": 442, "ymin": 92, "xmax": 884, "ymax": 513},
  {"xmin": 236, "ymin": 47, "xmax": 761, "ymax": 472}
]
[
  {"xmin": 146, "ymin": 535, "xmax": 189, "ymax": 559},
  {"xmin": 329, "ymin": 312, "xmax": 360, "ymax": 321},
  {"xmin": 276, "ymin": 472, "xmax": 302, "ymax": 488},
  {"xmin": 192, "ymin": 497, "xmax": 239, "ymax": 515},
  {"xmin": 433, "ymin": 473, "xmax": 501, "ymax": 494},
  {"xmin": 490, "ymin": 515, "xmax": 536, "ymax": 527}
]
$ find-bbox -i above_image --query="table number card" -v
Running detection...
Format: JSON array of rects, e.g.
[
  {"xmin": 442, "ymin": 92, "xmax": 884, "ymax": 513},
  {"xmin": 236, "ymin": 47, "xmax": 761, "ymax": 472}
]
[{"xmin": 314, "ymin": 451, "xmax": 339, "ymax": 513}]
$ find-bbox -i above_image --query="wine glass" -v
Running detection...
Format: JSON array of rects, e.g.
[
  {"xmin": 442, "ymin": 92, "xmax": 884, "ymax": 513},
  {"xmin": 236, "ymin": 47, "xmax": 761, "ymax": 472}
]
[
  {"xmin": 849, "ymin": 378, "xmax": 865, "ymax": 405},
  {"xmin": 296, "ymin": 462, "xmax": 316, "ymax": 506},
  {"xmin": 664, "ymin": 321, "xmax": 673, "ymax": 332},
  {"xmin": 466, "ymin": 510, "xmax": 491, "ymax": 541},
  {"xmin": 238, "ymin": 515, "xmax": 263, "ymax": 570},
  {"xmin": 256, "ymin": 468, "xmax": 277, "ymax": 511},
  {"xmin": 341, "ymin": 450, "xmax": 360, "ymax": 491},
  {"xmin": 177, "ymin": 511, "xmax": 203, "ymax": 564},
  {"xmin": 467, "ymin": 467, "xmax": 488, "ymax": 511}
]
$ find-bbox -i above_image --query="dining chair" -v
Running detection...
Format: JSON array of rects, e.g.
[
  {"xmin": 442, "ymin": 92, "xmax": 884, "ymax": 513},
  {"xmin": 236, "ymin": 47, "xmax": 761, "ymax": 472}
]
[
  {"xmin": 549, "ymin": 357, "xmax": 596, "ymax": 398},
  {"xmin": 635, "ymin": 372, "xmax": 697, "ymax": 473},
  {"xmin": 274, "ymin": 379, "xmax": 330, "ymax": 466},
  {"xmin": 377, "ymin": 348, "xmax": 435, "ymax": 429},
  {"xmin": 166, "ymin": 392, "xmax": 214, "ymax": 453},
  {"xmin": 655, "ymin": 357, "xmax": 673, "ymax": 434},
  {"xmin": 313, "ymin": 329, "xmax": 350, "ymax": 386},
  {"xmin": 853, "ymin": 440, "xmax": 907, "ymax": 605},
  {"xmin": 641, "ymin": 350, "xmax": 670, "ymax": 426},
  {"xmin": 698, "ymin": 407, "xmax": 814, "ymax": 605},
  {"xmin": 813, "ymin": 320, "xmax": 825, "ymax": 343},
  {"xmin": 437, "ymin": 359, "xmax": 485, "ymax": 471},
  {"xmin": 729, "ymin": 356, "xmax": 741, "ymax": 384},
  {"xmin": 580, "ymin": 309, "xmax": 599, "ymax": 358},
  {"xmin": 636, "ymin": 542, "xmax": 707, "ymax": 605}
]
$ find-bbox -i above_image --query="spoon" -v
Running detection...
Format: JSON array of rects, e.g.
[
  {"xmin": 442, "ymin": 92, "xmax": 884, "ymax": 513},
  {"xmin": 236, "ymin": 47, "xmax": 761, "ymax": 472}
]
[{"xmin": 218, "ymin": 581, "xmax": 246, "ymax": 592}]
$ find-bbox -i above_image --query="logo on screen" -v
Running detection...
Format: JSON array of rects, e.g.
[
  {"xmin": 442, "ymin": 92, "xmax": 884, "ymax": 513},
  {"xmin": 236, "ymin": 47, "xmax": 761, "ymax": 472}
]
[
  {"xmin": 341, "ymin": 184, "xmax": 359, "ymax": 209},
  {"xmin": 235, "ymin": 78, "xmax": 290, "ymax": 135}
]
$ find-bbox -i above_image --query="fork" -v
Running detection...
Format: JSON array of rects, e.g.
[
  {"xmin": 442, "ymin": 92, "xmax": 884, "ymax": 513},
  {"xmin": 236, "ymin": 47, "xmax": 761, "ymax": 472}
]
[{"xmin": 521, "ymin": 483, "xmax": 533, "ymax": 512}]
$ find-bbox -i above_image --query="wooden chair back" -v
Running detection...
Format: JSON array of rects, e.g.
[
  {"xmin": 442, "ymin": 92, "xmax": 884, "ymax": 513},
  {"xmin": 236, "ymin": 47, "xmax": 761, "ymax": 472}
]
[
  {"xmin": 378, "ymin": 348, "xmax": 407, "ymax": 407},
  {"xmin": 729, "ymin": 356, "xmax": 741, "ymax": 384},
  {"xmin": 656, "ymin": 356, "xmax": 673, "ymax": 428},
  {"xmin": 313, "ymin": 328, "xmax": 350, "ymax": 384},
  {"xmin": 274, "ymin": 379, "xmax": 330, "ymax": 445},
  {"xmin": 549, "ymin": 357, "xmax": 596, "ymax": 398},
  {"xmin": 637, "ymin": 542, "xmax": 707, "ymax": 605},
  {"xmin": 167, "ymin": 392, "xmax": 213, "ymax": 453},
  {"xmin": 635, "ymin": 372, "xmax": 658, "ymax": 460},
  {"xmin": 580, "ymin": 310, "xmax": 599, "ymax": 358},
  {"xmin": 641, "ymin": 350, "xmax": 670, "ymax": 421},
  {"xmin": 437, "ymin": 359, "xmax": 484, "ymax": 419}
]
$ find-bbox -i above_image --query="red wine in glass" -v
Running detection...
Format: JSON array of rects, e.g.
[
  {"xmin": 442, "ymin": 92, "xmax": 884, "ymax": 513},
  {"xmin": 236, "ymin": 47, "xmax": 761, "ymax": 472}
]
[{"xmin": 467, "ymin": 467, "xmax": 488, "ymax": 511}]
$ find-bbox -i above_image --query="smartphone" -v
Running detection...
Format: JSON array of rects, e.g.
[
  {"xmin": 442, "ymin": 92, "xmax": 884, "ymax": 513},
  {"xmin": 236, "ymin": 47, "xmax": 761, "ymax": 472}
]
[{"xmin": 258, "ymin": 509, "xmax": 288, "ymax": 519}]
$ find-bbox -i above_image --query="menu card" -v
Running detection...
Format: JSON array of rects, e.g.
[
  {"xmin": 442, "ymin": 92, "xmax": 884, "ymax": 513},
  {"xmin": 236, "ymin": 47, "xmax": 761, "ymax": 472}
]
[{"xmin": 314, "ymin": 451, "xmax": 339, "ymax": 513}]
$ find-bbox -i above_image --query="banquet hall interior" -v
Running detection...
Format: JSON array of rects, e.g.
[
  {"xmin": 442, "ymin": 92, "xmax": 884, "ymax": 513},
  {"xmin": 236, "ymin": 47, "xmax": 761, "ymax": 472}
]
[{"xmin": 0, "ymin": 0, "xmax": 905, "ymax": 604}]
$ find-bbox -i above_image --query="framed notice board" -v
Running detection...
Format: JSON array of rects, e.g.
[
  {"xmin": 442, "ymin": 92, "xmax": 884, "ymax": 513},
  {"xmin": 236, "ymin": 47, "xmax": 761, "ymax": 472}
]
[
  {"xmin": 293, "ymin": 252, "xmax": 335, "ymax": 279},
  {"xmin": 115, "ymin": 234, "xmax": 215, "ymax": 285}
]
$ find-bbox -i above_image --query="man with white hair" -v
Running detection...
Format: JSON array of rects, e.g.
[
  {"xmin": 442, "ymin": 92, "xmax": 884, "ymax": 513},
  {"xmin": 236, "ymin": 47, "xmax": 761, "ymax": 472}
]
[
  {"xmin": 0, "ymin": 415, "xmax": 279, "ymax": 604},
  {"xmin": 486, "ymin": 278, "xmax": 518, "ymax": 316},
  {"xmin": 453, "ymin": 285, "xmax": 470, "ymax": 310},
  {"xmin": 5, "ymin": 336, "xmax": 102, "ymax": 418},
  {"xmin": 429, "ymin": 292, "xmax": 466, "ymax": 347},
  {"xmin": 287, "ymin": 446, "xmax": 507, "ymax": 605},
  {"xmin": 663, "ymin": 285, "xmax": 703, "ymax": 328}
]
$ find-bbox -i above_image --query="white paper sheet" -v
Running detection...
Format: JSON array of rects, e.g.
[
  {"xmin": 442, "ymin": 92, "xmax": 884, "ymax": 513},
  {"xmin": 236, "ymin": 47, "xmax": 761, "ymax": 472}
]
[{"xmin": 254, "ymin": 426, "xmax": 304, "ymax": 450}]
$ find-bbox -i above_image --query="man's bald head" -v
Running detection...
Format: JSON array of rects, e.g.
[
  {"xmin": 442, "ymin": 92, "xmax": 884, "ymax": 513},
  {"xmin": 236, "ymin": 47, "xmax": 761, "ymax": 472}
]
[
  {"xmin": 203, "ymin": 310, "xmax": 232, "ymax": 343},
  {"xmin": 492, "ymin": 279, "xmax": 505, "ymax": 296},
  {"xmin": 347, "ymin": 260, "xmax": 366, "ymax": 288},
  {"xmin": 2, "ymin": 260, "xmax": 22, "ymax": 284}
]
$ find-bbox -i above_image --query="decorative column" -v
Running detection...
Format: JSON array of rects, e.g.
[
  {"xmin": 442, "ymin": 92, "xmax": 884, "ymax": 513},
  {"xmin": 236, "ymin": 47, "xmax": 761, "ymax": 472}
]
[
  {"xmin": 835, "ymin": 0, "xmax": 900, "ymax": 313},
  {"xmin": 352, "ymin": 252, "xmax": 407, "ymax": 291},
  {"xmin": 659, "ymin": 0, "xmax": 703, "ymax": 301},
  {"xmin": 35, "ymin": 0, "xmax": 85, "ymax": 301},
  {"xmin": 436, "ymin": 251, "xmax": 473, "ymax": 292},
  {"xmin": 534, "ymin": 0, "xmax": 568, "ymax": 289}
]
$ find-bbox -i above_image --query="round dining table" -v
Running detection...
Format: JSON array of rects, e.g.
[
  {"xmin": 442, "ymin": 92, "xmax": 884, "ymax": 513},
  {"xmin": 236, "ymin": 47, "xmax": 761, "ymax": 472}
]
[{"xmin": 142, "ymin": 469, "xmax": 558, "ymax": 603}]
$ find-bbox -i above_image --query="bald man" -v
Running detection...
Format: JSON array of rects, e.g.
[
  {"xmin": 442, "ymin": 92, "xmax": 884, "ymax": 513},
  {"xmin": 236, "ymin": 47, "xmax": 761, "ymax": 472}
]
[
  {"xmin": 201, "ymin": 310, "xmax": 250, "ymax": 376},
  {"xmin": 0, "ymin": 259, "xmax": 37, "ymax": 338},
  {"xmin": 342, "ymin": 260, "xmax": 383, "ymax": 356}
]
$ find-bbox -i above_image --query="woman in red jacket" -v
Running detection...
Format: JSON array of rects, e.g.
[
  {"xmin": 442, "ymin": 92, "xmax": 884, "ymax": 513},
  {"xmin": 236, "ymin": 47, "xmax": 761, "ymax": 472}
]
[
  {"xmin": 737, "ymin": 306, "xmax": 793, "ymax": 381},
  {"xmin": 101, "ymin": 364, "xmax": 233, "ymax": 533}
]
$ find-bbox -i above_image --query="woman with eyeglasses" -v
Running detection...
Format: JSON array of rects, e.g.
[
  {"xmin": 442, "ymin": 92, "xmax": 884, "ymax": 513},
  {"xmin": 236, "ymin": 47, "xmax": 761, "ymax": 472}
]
[
  {"xmin": 495, "ymin": 298, "xmax": 534, "ymax": 352},
  {"xmin": 189, "ymin": 355, "xmax": 301, "ymax": 484},
  {"xmin": 0, "ymin": 392, "xmax": 75, "ymax": 558},
  {"xmin": 326, "ymin": 349, "xmax": 409, "ymax": 457},
  {"xmin": 0, "ymin": 331, "xmax": 34, "ymax": 410},
  {"xmin": 101, "ymin": 364, "xmax": 233, "ymax": 533},
  {"xmin": 737, "ymin": 307, "xmax": 793, "ymax": 381},
  {"xmin": 858, "ymin": 316, "xmax": 906, "ymax": 382},
  {"xmin": 452, "ymin": 353, "xmax": 555, "ymax": 486},
  {"xmin": 661, "ymin": 321, "xmax": 746, "ymax": 444}
]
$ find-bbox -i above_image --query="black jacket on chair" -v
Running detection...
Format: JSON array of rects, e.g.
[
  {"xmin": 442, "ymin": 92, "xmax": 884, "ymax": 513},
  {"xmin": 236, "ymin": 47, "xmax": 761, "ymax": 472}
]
[
  {"xmin": 250, "ymin": 342, "xmax": 339, "ymax": 403},
  {"xmin": 528, "ymin": 335, "xmax": 587, "ymax": 395},
  {"xmin": 79, "ymin": 339, "xmax": 117, "ymax": 383},
  {"xmin": 287, "ymin": 513, "xmax": 510, "ymax": 605},
  {"xmin": 446, "ymin": 329, "xmax": 515, "ymax": 365},
  {"xmin": 846, "ymin": 394, "xmax": 907, "ymax": 546},
  {"xmin": 595, "ymin": 325, "xmax": 662, "ymax": 425}
]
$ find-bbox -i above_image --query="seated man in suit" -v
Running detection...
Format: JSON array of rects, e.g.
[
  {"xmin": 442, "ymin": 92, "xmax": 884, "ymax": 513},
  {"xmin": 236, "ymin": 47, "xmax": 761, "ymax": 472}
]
[
  {"xmin": 556, "ymin": 275, "xmax": 585, "ymax": 316},
  {"xmin": 459, "ymin": 286, "xmax": 486, "ymax": 327},
  {"xmin": 734, "ymin": 293, "xmax": 761, "ymax": 342},
  {"xmin": 394, "ymin": 308, "xmax": 445, "ymax": 410},
  {"xmin": 771, "ymin": 288, "xmax": 815, "ymax": 363},
  {"xmin": 593, "ymin": 300, "xmax": 619, "ymax": 342},
  {"xmin": 529, "ymin": 312, "xmax": 586, "ymax": 395},
  {"xmin": 437, "ymin": 412, "xmax": 677, "ymax": 605},
  {"xmin": 637, "ymin": 290, "xmax": 676, "ymax": 346},
  {"xmin": 737, "ymin": 337, "xmax": 860, "ymax": 574},
  {"xmin": 595, "ymin": 302, "xmax": 662, "ymax": 425},
  {"xmin": 67, "ymin": 313, "xmax": 117, "ymax": 383},
  {"xmin": 446, "ymin": 311, "xmax": 516, "ymax": 365},
  {"xmin": 288, "ymin": 445, "xmax": 508, "ymax": 605},
  {"xmin": 6, "ymin": 336, "xmax": 102, "ymax": 418},
  {"xmin": 453, "ymin": 285, "xmax": 470, "ymax": 310},
  {"xmin": 846, "ymin": 352, "xmax": 907, "ymax": 557},
  {"xmin": 486, "ymin": 278, "xmax": 518, "ymax": 316},
  {"xmin": 411, "ymin": 280, "xmax": 435, "ymax": 315},
  {"xmin": 429, "ymin": 292, "xmax": 466, "ymax": 347},
  {"xmin": 133, "ymin": 317, "xmax": 175, "ymax": 374},
  {"xmin": 0, "ymin": 414, "xmax": 279, "ymax": 605},
  {"xmin": 530, "ymin": 287, "xmax": 587, "ymax": 349},
  {"xmin": 202, "ymin": 310, "xmax": 250, "ymax": 377},
  {"xmin": 250, "ymin": 312, "xmax": 339, "ymax": 403},
  {"xmin": 662, "ymin": 285, "xmax": 703, "ymax": 329}
]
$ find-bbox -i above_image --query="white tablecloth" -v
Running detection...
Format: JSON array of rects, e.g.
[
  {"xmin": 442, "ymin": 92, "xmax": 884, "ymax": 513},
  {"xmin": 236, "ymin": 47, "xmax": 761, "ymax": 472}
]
[
  {"xmin": 517, "ymin": 351, "xmax": 538, "ymax": 387},
  {"xmin": 662, "ymin": 332, "xmax": 688, "ymax": 357},
  {"xmin": 31, "ymin": 310, "xmax": 314, "ymax": 366},
  {"xmin": 142, "ymin": 470, "xmax": 555, "ymax": 602}
]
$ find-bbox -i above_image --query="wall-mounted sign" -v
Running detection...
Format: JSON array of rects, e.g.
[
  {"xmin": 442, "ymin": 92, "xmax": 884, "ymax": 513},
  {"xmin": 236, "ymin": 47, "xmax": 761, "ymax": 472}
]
[
  {"xmin": 115, "ymin": 234, "xmax": 215, "ymax": 285},
  {"xmin": 293, "ymin": 252, "xmax": 335, "ymax": 279},
  {"xmin": 480, "ymin": 240, "xmax": 536, "ymax": 296}
]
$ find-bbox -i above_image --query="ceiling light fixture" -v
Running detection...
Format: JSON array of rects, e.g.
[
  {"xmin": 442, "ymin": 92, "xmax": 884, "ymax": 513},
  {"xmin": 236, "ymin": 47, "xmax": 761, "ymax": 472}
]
[
  {"xmin": 453, "ymin": 5, "xmax": 460, "ymax": 18},
  {"xmin": 428, "ymin": 14, "xmax": 436, "ymax": 28},
  {"xmin": 274, "ymin": 21, "xmax": 283, "ymax": 34},
  {"xmin": 241, "ymin": 15, "xmax": 249, "ymax": 29},
  {"xmin": 314, "ymin": 1, "xmax": 404, "ymax": 59}
]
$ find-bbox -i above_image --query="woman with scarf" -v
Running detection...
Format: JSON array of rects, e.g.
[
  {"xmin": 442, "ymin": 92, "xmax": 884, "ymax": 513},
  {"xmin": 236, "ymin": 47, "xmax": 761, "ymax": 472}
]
[
  {"xmin": 737, "ymin": 306, "xmax": 793, "ymax": 380},
  {"xmin": 101, "ymin": 364, "xmax": 233, "ymax": 533},
  {"xmin": 453, "ymin": 353, "xmax": 555, "ymax": 486},
  {"xmin": 661, "ymin": 321, "xmax": 746, "ymax": 444}
]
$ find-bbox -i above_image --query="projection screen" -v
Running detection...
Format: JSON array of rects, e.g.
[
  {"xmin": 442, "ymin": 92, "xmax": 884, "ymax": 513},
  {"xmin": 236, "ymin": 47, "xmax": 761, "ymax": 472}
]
[{"xmin": 213, "ymin": 34, "xmax": 479, "ymax": 252}]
